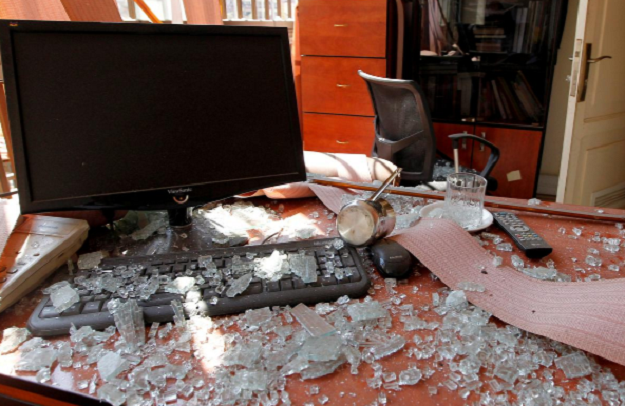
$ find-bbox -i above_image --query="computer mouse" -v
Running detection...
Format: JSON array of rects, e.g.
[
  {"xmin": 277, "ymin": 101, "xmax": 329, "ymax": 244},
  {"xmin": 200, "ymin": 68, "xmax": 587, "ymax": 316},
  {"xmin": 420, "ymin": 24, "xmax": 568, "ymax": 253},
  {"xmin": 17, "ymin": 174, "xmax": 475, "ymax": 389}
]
[{"xmin": 370, "ymin": 238, "xmax": 413, "ymax": 279}]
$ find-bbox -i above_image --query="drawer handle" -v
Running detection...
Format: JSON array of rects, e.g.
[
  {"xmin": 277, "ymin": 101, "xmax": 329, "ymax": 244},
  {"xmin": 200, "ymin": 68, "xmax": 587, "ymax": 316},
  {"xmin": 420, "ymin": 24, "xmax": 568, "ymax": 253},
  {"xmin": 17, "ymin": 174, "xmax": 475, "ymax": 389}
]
[
  {"xmin": 336, "ymin": 140, "xmax": 349, "ymax": 144},
  {"xmin": 336, "ymin": 84, "xmax": 351, "ymax": 88},
  {"xmin": 334, "ymin": 24, "xmax": 348, "ymax": 27}
]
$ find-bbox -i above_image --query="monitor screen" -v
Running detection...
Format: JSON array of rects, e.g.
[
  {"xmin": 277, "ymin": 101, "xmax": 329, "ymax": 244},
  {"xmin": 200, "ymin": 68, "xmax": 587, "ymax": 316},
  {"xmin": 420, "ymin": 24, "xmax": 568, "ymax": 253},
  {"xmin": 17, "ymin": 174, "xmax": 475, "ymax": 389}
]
[{"xmin": 0, "ymin": 21, "xmax": 305, "ymax": 213}]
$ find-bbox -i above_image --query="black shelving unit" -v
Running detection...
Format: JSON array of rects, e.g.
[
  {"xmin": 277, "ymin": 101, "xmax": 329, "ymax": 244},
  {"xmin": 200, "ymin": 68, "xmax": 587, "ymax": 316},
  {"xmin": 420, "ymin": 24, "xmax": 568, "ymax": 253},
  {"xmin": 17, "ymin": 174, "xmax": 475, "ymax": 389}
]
[{"xmin": 415, "ymin": 0, "xmax": 567, "ymax": 198}]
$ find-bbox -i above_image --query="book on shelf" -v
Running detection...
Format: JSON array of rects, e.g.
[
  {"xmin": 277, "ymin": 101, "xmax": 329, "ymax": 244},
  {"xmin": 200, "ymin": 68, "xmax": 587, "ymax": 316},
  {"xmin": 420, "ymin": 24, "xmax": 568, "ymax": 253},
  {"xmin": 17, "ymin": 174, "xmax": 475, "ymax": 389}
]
[{"xmin": 485, "ymin": 71, "xmax": 544, "ymax": 123}]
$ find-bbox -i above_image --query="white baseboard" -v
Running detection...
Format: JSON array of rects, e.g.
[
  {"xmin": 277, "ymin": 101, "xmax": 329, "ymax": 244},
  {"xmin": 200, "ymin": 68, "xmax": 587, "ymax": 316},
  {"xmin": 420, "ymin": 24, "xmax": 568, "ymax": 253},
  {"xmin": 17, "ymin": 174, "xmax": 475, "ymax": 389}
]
[{"xmin": 537, "ymin": 175, "xmax": 558, "ymax": 196}]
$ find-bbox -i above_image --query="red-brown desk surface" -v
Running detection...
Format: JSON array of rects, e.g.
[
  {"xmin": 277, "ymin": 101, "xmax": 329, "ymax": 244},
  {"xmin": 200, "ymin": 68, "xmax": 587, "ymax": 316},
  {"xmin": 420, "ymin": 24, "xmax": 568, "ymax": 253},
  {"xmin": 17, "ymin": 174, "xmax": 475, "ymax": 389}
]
[{"xmin": 0, "ymin": 195, "xmax": 624, "ymax": 406}]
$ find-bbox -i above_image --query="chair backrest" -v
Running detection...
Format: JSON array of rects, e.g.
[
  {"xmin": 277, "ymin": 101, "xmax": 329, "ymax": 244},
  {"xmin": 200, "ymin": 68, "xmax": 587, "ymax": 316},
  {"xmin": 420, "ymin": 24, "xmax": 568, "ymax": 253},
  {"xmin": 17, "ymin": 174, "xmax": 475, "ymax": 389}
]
[{"xmin": 358, "ymin": 71, "xmax": 436, "ymax": 184}]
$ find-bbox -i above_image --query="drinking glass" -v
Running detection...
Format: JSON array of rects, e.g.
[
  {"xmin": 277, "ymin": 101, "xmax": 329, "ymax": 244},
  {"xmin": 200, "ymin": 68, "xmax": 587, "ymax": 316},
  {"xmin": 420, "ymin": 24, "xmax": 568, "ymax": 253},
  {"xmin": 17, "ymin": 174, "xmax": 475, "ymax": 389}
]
[{"xmin": 444, "ymin": 173, "xmax": 487, "ymax": 230}]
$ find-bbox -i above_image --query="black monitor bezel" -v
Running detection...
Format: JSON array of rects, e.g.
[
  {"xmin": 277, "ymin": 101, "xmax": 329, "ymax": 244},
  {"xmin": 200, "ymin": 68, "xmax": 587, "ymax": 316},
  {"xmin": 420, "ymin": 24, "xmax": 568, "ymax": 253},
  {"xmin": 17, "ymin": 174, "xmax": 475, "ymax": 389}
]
[{"xmin": 0, "ymin": 20, "xmax": 305, "ymax": 214}]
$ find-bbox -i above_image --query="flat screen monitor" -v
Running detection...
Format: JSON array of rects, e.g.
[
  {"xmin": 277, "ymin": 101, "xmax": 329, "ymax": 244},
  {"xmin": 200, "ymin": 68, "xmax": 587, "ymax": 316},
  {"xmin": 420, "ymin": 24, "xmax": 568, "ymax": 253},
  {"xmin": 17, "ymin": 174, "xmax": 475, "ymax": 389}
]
[{"xmin": 0, "ymin": 20, "xmax": 305, "ymax": 224}]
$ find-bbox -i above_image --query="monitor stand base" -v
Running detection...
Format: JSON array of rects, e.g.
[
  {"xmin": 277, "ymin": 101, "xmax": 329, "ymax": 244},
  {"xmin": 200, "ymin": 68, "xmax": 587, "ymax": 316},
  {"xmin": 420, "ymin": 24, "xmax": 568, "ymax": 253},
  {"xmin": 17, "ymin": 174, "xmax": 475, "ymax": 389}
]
[{"xmin": 167, "ymin": 207, "xmax": 193, "ymax": 228}]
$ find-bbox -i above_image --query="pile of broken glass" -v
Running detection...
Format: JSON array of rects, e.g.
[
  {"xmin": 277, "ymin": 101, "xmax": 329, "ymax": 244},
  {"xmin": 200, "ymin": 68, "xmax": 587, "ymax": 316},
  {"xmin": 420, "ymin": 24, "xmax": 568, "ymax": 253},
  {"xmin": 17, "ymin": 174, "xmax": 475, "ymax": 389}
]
[{"xmin": 4, "ymin": 269, "xmax": 625, "ymax": 405}]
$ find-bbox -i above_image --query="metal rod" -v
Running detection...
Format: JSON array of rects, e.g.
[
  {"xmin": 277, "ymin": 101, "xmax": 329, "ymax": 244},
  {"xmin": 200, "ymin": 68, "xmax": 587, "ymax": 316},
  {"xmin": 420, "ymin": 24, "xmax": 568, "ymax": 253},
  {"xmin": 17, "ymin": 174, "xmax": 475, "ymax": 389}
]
[
  {"xmin": 453, "ymin": 149, "xmax": 460, "ymax": 173},
  {"xmin": 308, "ymin": 176, "xmax": 625, "ymax": 223},
  {"xmin": 369, "ymin": 169, "xmax": 402, "ymax": 202},
  {"xmin": 133, "ymin": 0, "xmax": 163, "ymax": 23}
]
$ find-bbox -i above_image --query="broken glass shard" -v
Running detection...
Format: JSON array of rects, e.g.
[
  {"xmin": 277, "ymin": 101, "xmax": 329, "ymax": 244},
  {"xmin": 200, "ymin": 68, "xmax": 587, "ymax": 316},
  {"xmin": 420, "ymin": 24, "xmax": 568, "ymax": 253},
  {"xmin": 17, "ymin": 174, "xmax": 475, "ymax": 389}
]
[
  {"xmin": 0, "ymin": 327, "xmax": 30, "ymax": 354},
  {"xmin": 226, "ymin": 273, "xmax": 253, "ymax": 298},
  {"xmin": 496, "ymin": 243, "xmax": 513, "ymax": 252},
  {"xmin": 244, "ymin": 307, "xmax": 273, "ymax": 329},
  {"xmin": 164, "ymin": 276, "xmax": 196, "ymax": 294},
  {"xmin": 494, "ymin": 363, "xmax": 518, "ymax": 384},
  {"xmin": 299, "ymin": 335, "xmax": 342, "ymax": 362},
  {"xmin": 107, "ymin": 299, "xmax": 145, "ymax": 352},
  {"xmin": 50, "ymin": 285, "xmax": 80, "ymax": 313},
  {"xmin": 57, "ymin": 341, "xmax": 73, "ymax": 368},
  {"xmin": 511, "ymin": 255, "xmax": 525, "ymax": 269},
  {"xmin": 171, "ymin": 300, "xmax": 186, "ymax": 330},
  {"xmin": 78, "ymin": 251, "xmax": 108, "ymax": 270},
  {"xmin": 254, "ymin": 250, "xmax": 290, "ymax": 281},
  {"xmin": 98, "ymin": 383, "xmax": 127, "ymax": 406},
  {"xmin": 300, "ymin": 358, "xmax": 346, "ymax": 380},
  {"xmin": 522, "ymin": 267, "xmax": 557, "ymax": 281},
  {"xmin": 291, "ymin": 303, "xmax": 336, "ymax": 337},
  {"xmin": 398, "ymin": 368, "xmax": 422, "ymax": 385},
  {"xmin": 98, "ymin": 350, "xmax": 129, "ymax": 381},
  {"xmin": 585, "ymin": 255, "xmax": 602, "ymax": 267},
  {"xmin": 223, "ymin": 340, "xmax": 262, "ymax": 368},
  {"xmin": 15, "ymin": 347, "xmax": 58, "ymax": 371},
  {"xmin": 232, "ymin": 369, "xmax": 268, "ymax": 391},
  {"xmin": 369, "ymin": 335, "xmax": 405, "ymax": 360},
  {"xmin": 347, "ymin": 301, "xmax": 388, "ymax": 321},
  {"xmin": 445, "ymin": 291, "xmax": 467, "ymax": 308},
  {"xmin": 554, "ymin": 352, "xmax": 593, "ymax": 379},
  {"xmin": 36, "ymin": 367, "xmax": 51, "ymax": 383}
]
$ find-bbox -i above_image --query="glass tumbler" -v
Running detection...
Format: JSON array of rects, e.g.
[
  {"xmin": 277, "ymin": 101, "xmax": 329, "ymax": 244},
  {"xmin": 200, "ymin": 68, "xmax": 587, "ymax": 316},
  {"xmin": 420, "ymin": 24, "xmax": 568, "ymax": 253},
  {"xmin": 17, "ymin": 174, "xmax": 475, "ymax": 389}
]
[{"xmin": 444, "ymin": 173, "xmax": 487, "ymax": 230}]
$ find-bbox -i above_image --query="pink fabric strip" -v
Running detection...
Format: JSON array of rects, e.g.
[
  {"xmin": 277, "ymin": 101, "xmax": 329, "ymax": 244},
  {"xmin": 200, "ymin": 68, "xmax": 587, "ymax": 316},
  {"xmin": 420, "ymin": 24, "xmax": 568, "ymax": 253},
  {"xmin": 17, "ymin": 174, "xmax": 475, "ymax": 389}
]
[{"xmin": 309, "ymin": 184, "xmax": 625, "ymax": 366}]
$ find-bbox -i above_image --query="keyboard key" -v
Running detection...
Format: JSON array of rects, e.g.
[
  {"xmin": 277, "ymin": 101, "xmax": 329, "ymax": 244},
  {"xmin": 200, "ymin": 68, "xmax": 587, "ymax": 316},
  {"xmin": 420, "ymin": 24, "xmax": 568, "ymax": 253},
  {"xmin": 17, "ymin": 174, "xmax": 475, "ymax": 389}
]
[
  {"xmin": 40, "ymin": 307, "xmax": 60, "ymax": 318},
  {"xmin": 320, "ymin": 276, "xmax": 337, "ymax": 286},
  {"xmin": 138, "ymin": 293, "xmax": 181, "ymax": 307},
  {"xmin": 349, "ymin": 270, "xmax": 362, "ymax": 283},
  {"xmin": 280, "ymin": 279, "xmax": 293, "ymax": 290},
  {"xmin": 292, "ymin": 278, "xmax": 305, "ymax": 289},
  {"xmin": 342, "ymin": 256, "xmax": 355, "ymax": 267},
  {"xmin": 80, "ymin": 295, "xmax": 94, "ymax": 303},
  {"xmin": 94, "ymin": 294, "xmax": 110, "ymax": 301},
  {"xmin": 243, "ymin": 283, "xmax": 262, "ymax": 295},
  {"xmin": 61, "ymin": 303, "xmax": 83, "ymax": 316},
  {"xmin": 266, "ymin": 281, "xmax": 280, "ymax": 292},
  {"xmin": 82, "ymin": 301, "xmax": 103, "ymax": 314}
]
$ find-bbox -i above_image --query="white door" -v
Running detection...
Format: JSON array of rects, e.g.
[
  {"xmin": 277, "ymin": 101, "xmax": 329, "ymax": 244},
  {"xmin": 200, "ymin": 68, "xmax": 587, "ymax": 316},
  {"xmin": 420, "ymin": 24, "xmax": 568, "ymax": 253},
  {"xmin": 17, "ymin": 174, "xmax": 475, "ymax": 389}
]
[{"xmin": 557, "ymin": 0, "xmax": 625, "ymax": 208}]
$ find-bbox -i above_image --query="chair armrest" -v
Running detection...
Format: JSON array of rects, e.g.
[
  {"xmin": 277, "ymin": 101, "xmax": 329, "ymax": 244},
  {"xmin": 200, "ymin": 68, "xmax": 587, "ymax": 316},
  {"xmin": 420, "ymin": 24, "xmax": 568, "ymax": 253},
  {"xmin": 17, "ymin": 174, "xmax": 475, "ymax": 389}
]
[{"xmin": 448, "ymin": 133, "xmax": 500, "ymax": 178}]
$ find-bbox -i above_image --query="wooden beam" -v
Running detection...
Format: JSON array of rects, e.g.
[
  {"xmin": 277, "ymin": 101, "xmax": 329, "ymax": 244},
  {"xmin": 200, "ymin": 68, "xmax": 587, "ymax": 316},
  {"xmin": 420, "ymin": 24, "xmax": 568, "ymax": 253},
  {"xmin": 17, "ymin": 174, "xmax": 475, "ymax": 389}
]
[
  {"xmin": 264, "ymin": 0, "xmax": 270, "ymax": 20},
  {"xmin": 128, "ymin": 0, "xmax": 137, "ymax": 19},
  {"xmin": 251, "ymin": 0, "xmax": 258, "ymax": 19},
  {"xmin": 236, "ymin": 0, "xmax": 243, "ymax": 19},
  {"xmin": 276, "ymin": 0, "xmax": 282, "ymax": 19}
]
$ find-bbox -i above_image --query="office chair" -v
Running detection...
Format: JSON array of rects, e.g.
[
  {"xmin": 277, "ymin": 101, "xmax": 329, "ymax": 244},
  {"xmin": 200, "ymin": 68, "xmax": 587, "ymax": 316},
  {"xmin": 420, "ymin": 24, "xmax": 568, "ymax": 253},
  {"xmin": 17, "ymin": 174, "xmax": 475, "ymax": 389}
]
[{"xmin": 358, "ymin": 71, "xmax": 500, "ymax": 191}]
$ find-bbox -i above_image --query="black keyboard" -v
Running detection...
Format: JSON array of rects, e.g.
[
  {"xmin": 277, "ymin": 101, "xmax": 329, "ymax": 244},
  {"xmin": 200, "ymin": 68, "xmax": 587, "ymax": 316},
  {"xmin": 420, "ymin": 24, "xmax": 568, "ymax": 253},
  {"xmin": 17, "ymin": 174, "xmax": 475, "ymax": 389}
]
[{"xmin": 27, "ymin": 238, "xmax": 370, "ymax": 336}]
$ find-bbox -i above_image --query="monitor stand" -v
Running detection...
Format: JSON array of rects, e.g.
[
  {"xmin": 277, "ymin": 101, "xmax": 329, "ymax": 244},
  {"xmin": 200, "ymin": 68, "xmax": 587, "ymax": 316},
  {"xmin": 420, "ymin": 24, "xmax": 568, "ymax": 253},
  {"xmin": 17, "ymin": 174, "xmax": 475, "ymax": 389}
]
[{"xmin": 167, "ymin": 207, "xmax": 193, "ymax": 228}]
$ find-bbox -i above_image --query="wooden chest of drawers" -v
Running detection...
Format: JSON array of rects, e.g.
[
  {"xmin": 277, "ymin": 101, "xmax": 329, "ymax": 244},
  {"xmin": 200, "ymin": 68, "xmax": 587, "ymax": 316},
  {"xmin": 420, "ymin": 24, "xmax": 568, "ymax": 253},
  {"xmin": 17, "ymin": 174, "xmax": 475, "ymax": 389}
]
[{"xmin": 299, "ymin": 0, "xmax": 387, "ymax": 156}]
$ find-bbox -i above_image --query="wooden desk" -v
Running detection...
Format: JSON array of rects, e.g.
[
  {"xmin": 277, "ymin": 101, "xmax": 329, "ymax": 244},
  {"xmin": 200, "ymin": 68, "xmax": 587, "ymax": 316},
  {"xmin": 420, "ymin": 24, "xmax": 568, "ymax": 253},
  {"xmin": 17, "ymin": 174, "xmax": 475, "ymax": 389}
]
[{"xmin": 0, "ymin": 195, "xmax": 624, "ymax": 405}]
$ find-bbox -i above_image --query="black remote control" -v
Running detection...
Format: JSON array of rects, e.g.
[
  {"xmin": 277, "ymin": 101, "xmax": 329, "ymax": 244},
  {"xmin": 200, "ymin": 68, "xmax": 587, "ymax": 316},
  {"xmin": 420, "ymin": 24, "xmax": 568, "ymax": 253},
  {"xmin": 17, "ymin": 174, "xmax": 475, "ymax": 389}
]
[{"xmin": 492, "ymin": 212, "xmax": 553, "ymax": 258}]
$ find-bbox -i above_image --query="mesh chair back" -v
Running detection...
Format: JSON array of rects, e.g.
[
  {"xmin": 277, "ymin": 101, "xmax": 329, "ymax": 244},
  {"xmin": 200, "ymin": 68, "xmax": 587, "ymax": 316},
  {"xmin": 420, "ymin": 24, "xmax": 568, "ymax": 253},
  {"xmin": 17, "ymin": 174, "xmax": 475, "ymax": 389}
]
[{"xmin": 359, "ymin": 71, "xmax": 436, "ymax": 183}]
